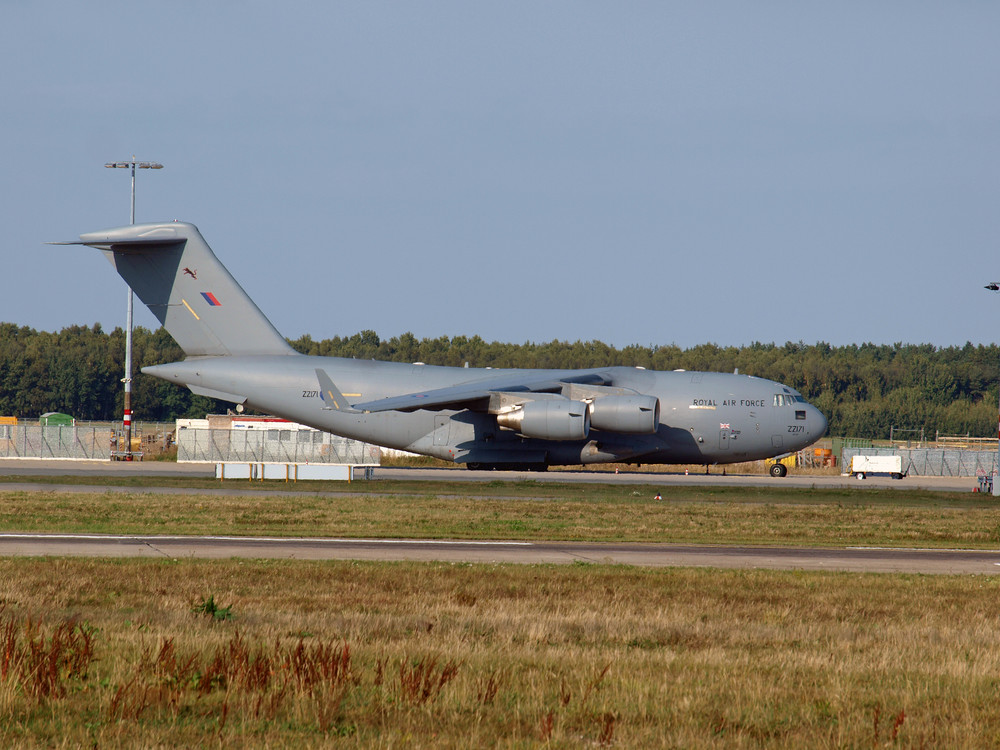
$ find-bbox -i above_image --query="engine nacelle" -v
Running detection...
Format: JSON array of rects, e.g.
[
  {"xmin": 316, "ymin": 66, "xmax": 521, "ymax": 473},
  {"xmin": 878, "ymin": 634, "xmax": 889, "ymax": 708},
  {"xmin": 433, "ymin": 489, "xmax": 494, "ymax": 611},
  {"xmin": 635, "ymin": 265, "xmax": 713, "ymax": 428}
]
[
  {"xmin": 588, "ymin": 394, "xmax": 660, "ymax": 434},
  {"xmin": 496, "ymin": 399, "xmax": 591, "ymax": 441}
]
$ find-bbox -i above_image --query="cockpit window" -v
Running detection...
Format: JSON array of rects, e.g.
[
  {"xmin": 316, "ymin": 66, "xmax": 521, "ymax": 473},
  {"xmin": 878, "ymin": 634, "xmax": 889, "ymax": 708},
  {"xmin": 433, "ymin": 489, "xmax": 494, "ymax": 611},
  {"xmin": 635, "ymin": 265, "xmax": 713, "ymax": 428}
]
[
  {"xmin": 773, "ymin": 393, "xmax": 807, "ymax": 407},
  {"xmin": 795, "ymin": 410, "xmax": 806, "ymax": 420}
]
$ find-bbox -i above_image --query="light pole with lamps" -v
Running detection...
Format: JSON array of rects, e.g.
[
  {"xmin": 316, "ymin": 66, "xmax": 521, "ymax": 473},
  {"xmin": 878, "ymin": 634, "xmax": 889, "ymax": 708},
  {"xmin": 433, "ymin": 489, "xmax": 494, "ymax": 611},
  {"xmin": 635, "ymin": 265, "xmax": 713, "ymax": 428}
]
[
  {"xmin": 986, "ymin": 282, "xmax": 1000, "ymax": 494},
  {"xmin": 104, "ymin": 157, "xmax": 163, "ymax": 459}
]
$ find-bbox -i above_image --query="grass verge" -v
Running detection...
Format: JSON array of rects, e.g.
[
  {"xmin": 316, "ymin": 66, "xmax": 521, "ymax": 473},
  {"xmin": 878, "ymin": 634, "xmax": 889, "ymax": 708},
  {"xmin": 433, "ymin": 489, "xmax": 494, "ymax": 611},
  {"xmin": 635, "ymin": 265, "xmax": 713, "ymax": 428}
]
[{"xmin": 1, "ymin": 481, "xmax": 999, "ymax": 548}]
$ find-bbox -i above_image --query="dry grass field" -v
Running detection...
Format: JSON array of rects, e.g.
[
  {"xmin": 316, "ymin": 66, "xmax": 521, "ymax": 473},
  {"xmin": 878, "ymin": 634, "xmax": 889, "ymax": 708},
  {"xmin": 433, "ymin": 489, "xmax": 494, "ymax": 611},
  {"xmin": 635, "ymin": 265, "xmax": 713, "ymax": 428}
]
[
  {"xmin": 1, "ymin": 479, "xmax": 1000, "ymax": 746},
  {"xmin": 2, "ymin": 559, "xmax": 1000, "ymax": 747}
]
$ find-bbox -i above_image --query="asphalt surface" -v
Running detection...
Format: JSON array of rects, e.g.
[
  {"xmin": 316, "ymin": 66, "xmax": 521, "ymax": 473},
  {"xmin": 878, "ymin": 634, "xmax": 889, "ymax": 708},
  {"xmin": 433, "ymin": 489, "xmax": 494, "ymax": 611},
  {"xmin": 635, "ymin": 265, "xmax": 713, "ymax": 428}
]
[
  {"xmin": 376, "ymin": 467, "xmax": 978, "ymax": 493},
  {"xmin": 0, "ymin": 458, "xmax": 982, "ymax": 492},
  {"xmin": 0, "ymin": 458, "xmax": 995, "ymax": 574},
  {"xmin": 0, "ymin": 532, "xmax": 997, "ymax": 574}
]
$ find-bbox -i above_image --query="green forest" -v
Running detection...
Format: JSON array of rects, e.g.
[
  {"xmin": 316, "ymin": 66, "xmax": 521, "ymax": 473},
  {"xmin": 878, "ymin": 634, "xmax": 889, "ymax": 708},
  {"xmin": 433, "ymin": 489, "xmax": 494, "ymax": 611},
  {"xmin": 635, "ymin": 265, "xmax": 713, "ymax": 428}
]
[{"xmin": 1, "ymin": 322, "xmax": 997, "ymax": 440}]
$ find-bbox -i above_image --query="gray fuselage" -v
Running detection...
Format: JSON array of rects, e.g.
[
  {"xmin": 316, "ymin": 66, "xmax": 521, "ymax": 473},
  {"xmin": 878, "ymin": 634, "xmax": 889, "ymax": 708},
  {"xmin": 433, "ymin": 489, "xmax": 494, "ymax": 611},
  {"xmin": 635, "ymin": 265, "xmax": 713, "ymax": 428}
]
[
  {"xmin": 74, "ymin": 220, "xmax": 827, "ymax": 471},
  {"xmin": 146, "ymin": 356, "xmax": 828, "ymax": 467}
]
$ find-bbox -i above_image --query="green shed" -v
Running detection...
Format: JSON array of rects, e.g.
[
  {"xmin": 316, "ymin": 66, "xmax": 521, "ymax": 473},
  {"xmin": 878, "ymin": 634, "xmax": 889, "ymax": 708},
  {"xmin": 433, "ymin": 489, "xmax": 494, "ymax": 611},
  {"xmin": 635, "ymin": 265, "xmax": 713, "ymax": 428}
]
[{"xmin": 39, "ymin": 412, "xmax": 74, "ymax": 427}]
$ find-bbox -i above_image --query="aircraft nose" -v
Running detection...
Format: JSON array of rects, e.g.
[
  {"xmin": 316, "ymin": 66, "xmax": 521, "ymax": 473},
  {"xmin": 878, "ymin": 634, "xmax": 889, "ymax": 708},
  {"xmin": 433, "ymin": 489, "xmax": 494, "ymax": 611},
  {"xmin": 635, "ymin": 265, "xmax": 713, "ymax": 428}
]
[{"xmin": 811, "ymin": 404, "xmax": 828, "ymax": 438}]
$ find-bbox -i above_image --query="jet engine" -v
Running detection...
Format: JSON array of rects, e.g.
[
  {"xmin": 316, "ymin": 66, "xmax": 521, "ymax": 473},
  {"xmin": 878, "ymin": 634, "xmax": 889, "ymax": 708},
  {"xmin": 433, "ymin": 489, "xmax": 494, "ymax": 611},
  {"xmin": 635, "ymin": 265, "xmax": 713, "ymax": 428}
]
[
  {"xmin": 496, "ymin": 399, "xmax": 590, "ymax": 440},
  {"xmin": 588, "ymin": 394, "xmax": 660, "ymax": 434}
]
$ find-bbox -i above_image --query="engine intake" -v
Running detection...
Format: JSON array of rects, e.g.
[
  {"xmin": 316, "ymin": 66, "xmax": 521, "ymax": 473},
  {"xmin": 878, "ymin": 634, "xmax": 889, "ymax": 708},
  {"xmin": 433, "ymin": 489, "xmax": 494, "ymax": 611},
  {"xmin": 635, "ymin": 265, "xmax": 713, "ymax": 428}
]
[
  {"xmin": 496, "ymin": 399, "xmax": 590, "ymax": 441},
  {"xmin": 589, "ymin": 394, "xmax": 660, "ymax": 434}
]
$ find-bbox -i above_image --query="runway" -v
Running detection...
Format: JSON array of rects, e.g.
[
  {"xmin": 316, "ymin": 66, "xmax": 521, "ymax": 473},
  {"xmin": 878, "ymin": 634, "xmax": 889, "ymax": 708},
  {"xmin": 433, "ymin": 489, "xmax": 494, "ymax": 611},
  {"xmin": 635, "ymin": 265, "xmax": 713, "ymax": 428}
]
[{"xmin": 0, "ymin": 532, "xmax": 997, "ymax": 574}]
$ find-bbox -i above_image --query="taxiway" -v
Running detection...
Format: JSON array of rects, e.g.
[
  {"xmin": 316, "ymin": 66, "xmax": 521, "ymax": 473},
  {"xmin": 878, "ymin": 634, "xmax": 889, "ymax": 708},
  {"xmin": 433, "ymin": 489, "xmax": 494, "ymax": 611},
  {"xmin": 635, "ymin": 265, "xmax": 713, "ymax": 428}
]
[{"xmin": 0, "ymin": 532, "xmax": 996, "ymax": 574}]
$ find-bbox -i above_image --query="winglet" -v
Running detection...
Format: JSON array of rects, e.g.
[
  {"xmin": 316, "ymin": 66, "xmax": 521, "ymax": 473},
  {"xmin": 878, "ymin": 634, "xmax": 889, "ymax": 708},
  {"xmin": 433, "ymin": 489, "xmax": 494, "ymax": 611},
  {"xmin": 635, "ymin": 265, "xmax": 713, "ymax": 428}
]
[{"xmin": 316, "ymin": 369, "xmax": 358, "ymax": 412}]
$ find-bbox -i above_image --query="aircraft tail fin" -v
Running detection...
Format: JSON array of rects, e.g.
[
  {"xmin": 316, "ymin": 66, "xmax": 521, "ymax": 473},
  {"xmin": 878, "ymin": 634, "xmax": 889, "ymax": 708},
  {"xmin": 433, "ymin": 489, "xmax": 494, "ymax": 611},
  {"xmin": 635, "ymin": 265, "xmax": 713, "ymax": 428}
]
[{"xmin": 75, "ymin": 222, "xmax": 294, "ymax": 357}]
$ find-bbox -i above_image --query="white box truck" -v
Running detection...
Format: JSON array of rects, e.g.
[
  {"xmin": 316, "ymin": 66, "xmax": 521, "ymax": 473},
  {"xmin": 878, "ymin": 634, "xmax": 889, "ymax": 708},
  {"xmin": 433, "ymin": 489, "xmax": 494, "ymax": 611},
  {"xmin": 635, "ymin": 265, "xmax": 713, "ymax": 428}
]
[{"xmin": 850, "ymin": 455, "xmax": 904, "ymax": 480}]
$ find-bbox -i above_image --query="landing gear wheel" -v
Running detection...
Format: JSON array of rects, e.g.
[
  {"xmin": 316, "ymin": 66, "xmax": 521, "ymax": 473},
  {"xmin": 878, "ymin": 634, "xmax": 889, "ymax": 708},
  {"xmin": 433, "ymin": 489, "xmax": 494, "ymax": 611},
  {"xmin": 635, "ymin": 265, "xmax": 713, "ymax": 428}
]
[{"xmin": 769, "ymin": 463, "xmax": 787, "ymax": 478}]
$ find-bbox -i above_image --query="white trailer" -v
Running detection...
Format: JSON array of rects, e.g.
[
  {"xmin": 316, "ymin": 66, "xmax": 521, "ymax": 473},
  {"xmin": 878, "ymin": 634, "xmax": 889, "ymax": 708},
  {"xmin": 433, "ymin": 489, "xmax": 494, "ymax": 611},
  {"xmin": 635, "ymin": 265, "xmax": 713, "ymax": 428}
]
[{"xmin": 851, "ymin": 455, "xmax": 904, "ymax": 480}]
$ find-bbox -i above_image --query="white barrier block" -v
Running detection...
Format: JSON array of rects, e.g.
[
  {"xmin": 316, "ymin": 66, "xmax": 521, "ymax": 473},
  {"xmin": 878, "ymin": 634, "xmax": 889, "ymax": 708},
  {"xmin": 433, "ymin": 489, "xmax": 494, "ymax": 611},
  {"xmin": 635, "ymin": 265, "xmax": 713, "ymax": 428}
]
[{"xmin": 215, "ymin": 463, "xmax": 355, "ymax": 481}]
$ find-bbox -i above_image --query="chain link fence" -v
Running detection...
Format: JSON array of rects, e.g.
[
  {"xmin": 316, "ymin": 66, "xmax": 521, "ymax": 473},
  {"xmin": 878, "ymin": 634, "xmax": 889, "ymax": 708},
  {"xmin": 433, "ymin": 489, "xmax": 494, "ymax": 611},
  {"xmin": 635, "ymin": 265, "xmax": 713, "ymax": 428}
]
[
  {"xmin": 177, "ymin": 428, "xmax": 380, "ymax": 465},
  {"xmin": 842, "ymin": 446, "xmax": 998, "ymax": 477},
  {"xmin": 0, "ymin": 423, "xmax": 111, "ymax": 460}
]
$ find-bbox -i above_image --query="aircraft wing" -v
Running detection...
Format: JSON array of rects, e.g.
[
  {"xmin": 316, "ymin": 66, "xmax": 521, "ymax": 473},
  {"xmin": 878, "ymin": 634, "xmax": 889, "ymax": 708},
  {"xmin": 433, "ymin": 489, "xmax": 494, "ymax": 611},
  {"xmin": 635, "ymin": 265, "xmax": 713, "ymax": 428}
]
[{"xmin": 351, "ymin": 371, "xmax": 611, "ymax": 413}]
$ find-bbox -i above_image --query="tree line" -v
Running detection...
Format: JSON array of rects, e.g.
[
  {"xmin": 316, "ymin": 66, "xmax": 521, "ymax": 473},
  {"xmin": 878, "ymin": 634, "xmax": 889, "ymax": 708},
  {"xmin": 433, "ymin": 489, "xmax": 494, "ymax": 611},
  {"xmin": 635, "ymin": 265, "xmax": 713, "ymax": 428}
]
[
  {"xmin": 1, "ymin": 322, "xmax": 997, "ymax": 439},
  {"xmin": 0, "ymin": 323, "xmax": 218, "ymax": 424}
]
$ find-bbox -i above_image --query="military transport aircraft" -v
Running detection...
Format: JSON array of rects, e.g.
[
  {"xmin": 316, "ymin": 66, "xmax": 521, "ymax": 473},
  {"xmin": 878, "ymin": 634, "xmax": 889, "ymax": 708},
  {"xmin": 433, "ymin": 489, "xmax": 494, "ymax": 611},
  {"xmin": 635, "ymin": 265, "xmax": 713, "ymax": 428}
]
[{"xmin": 66, "ymin": 222, "xmax": 827, "ymax": 475}]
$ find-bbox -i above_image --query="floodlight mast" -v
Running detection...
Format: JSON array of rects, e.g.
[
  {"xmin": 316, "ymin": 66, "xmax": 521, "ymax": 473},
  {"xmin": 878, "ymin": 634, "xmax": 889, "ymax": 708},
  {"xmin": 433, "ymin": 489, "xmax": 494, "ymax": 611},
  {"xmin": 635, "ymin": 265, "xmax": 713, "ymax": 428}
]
[
  {"xmin": 104, "ymin": 157, "xmax": 163, "ymax": 460},
  {"xmin": 987, "ymin": 282, "xmax": 1000, "ymax": 496}
]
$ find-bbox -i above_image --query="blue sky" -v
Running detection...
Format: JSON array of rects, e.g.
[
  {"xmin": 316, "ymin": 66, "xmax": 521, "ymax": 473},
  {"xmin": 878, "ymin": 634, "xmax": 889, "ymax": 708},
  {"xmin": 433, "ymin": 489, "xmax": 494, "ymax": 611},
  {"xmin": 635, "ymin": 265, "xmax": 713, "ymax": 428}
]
[{"xmin": 4, "ymin": 2, "xmax": 998, "ymax": 349}]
